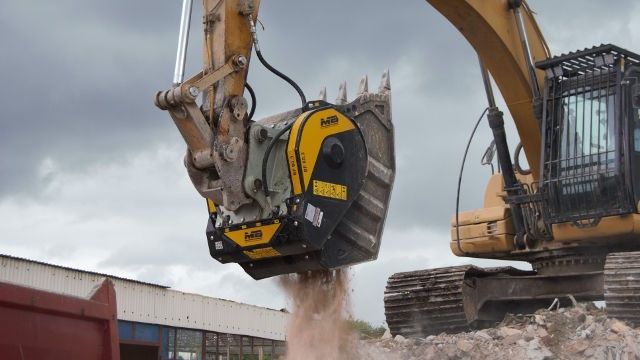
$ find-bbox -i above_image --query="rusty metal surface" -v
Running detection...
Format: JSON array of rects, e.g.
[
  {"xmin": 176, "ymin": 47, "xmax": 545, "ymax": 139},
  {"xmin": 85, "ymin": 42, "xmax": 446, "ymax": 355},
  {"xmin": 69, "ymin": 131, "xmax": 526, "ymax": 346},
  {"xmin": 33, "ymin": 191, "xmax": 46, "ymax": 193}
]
[
  {"xmin": 472, "ymin": 270, "xmax": 603, "ymax": 325},
  {"xmin": 203, "ymin": 0, "xmax": 260, "ymax": 210},
  {"xmin": 532, "ymin": 254, "xmax": 605, "ymax": 276},
  {"xmin": 384, "ymin": 266, "xmax": 472, "ymax": 337},
  {"xmin": 385, "ymin": 262, "xmax": 605, "ymax": 338},
  {"xmin": 384, "ymin": 266, "xmax": 537, "ymax": 337},
  {"xmin": 605, "ymin": 251, "xmax": 640, "ymax": 326},
  {"xmin": 0, "ymin": 278, "xmax": 119, "ymax": 360}
]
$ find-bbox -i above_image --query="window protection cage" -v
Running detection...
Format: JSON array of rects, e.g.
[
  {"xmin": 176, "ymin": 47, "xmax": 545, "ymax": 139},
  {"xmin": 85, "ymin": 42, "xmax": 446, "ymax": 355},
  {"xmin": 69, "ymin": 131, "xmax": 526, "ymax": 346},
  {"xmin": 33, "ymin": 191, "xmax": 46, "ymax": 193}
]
[{"xmin": 537, "ymin": 44, "xmax": 640, "ymax": 225}]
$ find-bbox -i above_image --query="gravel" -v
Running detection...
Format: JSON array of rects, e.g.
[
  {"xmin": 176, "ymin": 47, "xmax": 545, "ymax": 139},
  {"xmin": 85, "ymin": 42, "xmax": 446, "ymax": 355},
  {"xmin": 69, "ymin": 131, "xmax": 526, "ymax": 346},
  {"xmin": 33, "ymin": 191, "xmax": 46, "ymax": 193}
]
[{"xmin": 357, "ymin": 304, "xmax": 640, "ymax": 359}]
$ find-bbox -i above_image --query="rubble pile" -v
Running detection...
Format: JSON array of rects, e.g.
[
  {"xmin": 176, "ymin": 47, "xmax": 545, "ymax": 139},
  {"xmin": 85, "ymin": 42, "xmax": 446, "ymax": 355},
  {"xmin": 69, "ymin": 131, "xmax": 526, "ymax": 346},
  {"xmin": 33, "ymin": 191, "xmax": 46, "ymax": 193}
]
[{"xmin": 359, "ymin": 304, "xmax": 640, "ymax": 360}]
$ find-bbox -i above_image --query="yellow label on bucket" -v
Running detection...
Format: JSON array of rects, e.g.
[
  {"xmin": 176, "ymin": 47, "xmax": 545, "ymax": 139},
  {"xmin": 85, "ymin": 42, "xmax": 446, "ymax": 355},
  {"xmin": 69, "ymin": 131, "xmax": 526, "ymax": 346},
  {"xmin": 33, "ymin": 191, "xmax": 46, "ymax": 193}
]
[
  {"xmin": 312, "ymin": 180, "xmax": 347, "ymax": 200},
  {"xmin": 243, "ymin": 247, "xmax": 281, "ymax": 260}
]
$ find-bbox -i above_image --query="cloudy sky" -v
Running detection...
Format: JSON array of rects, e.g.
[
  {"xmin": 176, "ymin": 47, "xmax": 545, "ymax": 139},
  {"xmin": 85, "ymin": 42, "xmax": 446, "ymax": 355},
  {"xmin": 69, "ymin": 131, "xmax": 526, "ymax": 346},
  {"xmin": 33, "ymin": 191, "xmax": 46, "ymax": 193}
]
[{"xmin": 2, "ymin": 0, "xmax": 640, "ymax": 326}]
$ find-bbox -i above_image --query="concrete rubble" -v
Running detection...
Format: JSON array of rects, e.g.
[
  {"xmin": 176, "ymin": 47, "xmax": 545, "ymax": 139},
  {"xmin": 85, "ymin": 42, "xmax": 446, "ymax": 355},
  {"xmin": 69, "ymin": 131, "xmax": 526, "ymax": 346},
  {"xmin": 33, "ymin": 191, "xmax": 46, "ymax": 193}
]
[{"xmin": 358, "ymin": 304, "xmax": 640, "ymax": 360}]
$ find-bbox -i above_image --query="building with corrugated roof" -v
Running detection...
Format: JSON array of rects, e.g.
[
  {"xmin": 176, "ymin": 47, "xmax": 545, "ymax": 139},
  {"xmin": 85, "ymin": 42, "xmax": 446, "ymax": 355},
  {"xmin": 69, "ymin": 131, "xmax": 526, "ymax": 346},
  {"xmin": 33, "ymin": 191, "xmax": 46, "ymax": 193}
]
[{"xmin": 0, "ymin": 254, "xmax": 289, "ymax": 360}]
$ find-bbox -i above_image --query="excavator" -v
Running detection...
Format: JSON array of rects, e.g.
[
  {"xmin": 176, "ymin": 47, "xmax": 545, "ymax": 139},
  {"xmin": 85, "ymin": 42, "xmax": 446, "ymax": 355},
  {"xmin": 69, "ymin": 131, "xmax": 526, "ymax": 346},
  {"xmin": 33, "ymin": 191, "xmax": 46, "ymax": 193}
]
[{"xmin": 155, "ymin": 0, "xmax": 640, "ymax": 337}]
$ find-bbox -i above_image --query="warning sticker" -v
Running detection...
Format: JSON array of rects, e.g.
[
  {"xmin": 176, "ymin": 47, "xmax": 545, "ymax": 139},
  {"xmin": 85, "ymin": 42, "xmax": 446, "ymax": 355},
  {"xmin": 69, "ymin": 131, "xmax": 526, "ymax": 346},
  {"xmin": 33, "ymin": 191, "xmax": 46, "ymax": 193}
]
[
  {"xmin": 243, "ymin": 247, "xmax": 281, "ymax": 260},
  {"xmin": 312, "ymin": 180, "xmax": 347, "ymax": 200},
  {"xmin": 214, "ymin": 241, "xmax": 223, "ymax": 250},
  {"xmin": 305, "ymin": 203, "xmax": 324, "ymax": 227}
]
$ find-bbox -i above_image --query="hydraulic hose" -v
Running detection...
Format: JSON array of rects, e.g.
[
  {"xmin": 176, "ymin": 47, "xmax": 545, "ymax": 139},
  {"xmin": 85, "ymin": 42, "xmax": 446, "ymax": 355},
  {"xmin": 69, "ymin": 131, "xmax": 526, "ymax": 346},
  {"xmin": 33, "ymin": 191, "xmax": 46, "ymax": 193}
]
[
  {"xmin": 247, "ymin": 15, "xmax": 306, "ymax": 200},
  {"xmin": 245, "ymin": 82, "xmax": 257, "ymax": 122},
  {"xmin": 513, "ymin": 142, "xmax": 532, "ymax": 175},
  {"xmin": 455, "ymin": 107, "xmax": 489, "ymax": 256},
  {"xmin": 248, "ymin": 16, "xmax": 307, "ymax": 108}
]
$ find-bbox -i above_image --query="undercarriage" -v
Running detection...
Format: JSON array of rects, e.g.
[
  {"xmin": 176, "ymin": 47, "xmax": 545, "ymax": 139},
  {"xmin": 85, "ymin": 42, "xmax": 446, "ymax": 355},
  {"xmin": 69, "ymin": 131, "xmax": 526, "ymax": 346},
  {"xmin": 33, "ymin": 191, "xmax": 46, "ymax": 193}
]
[{"xmin": 384, "ymin": 251, "xmax": 640, "ymax": 337}]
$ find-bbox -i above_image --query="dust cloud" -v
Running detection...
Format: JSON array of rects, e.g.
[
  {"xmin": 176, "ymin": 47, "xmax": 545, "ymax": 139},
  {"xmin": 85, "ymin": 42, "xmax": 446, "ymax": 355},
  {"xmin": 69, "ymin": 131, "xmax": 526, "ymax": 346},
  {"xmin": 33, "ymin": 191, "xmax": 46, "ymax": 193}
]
[{"xmin": 279, "ymin": 269, "xmax": 359, "ymax": 360}]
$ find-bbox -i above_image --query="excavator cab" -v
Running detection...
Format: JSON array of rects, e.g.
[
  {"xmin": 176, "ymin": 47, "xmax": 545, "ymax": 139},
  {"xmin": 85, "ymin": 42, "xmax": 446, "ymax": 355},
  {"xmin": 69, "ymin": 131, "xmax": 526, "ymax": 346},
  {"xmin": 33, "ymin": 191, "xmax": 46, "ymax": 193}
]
[{"xmin": 537, "ymin": 45, "xmax": 640, "ymax": 227}]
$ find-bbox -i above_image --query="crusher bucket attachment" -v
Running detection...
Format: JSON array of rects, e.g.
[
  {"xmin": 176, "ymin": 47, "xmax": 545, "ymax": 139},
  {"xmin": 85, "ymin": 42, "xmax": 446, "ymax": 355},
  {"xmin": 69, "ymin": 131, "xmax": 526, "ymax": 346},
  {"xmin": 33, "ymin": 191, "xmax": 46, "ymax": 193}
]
[
  {"xmin": 204, "ymin": 75, "xmax": 395, "ymax": 279},
  {"xmin": 154, "ymin": 0, "xmax": 394, "ymax": 280}
]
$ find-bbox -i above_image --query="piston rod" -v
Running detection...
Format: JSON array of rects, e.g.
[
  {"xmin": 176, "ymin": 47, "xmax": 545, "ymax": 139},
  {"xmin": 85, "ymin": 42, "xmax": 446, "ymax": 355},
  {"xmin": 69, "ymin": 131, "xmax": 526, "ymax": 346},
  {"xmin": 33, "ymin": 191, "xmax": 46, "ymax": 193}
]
[
  {"xmin": 478, "ymin": 58, "xmax": 527, "ymax": 250},
  {"xmin": 509, "ymin": 0, "xmax": 541, "ymax": 100},
  {"xmin": 173, "ymin": 0, "xmax": 194, "ymax": 87}
]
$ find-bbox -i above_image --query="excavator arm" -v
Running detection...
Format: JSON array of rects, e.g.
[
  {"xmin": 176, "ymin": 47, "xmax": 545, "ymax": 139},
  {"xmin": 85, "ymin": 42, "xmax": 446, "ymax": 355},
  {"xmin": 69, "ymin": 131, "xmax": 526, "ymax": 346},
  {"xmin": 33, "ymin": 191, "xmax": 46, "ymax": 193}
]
[
  {"xmin": 155, "ymin": 0, "xmax": 395, "ymax": 279},
  {"xmin": 156, "ymin": 0, "xmax": 260, "ymax": 210}
]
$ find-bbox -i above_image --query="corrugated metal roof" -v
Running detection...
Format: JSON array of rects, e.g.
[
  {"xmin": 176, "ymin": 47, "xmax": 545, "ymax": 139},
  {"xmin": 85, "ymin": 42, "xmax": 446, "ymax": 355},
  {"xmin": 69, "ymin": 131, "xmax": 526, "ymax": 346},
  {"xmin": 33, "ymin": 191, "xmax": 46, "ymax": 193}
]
[
  {"xmin": 0, "ymin": 253, "xmax": 169, "ymax": 288},
  {"xmin": 0, "ymin": 254, "xmax": 289, "ymax": 340}
]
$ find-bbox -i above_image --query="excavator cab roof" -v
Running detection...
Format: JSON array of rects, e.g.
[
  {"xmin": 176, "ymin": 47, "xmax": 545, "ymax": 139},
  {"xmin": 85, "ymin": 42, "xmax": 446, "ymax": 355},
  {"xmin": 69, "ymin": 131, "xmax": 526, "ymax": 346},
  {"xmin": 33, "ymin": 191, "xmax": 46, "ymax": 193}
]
[{"xmin": 535, "ymin": 44, "xmax": 640, "ymax": 75}]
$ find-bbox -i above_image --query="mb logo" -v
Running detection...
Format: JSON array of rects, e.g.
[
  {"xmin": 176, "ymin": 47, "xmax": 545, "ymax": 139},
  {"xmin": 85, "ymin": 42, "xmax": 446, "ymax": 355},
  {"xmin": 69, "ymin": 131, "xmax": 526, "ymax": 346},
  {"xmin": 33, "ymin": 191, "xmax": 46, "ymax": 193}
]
[
  {"xmin": 244, "ymin": 230, "xmax": 263, "ymax": 241},
  {"xmin": 320, "ymin": 115, "xmax": 339, "ymax": 128}
]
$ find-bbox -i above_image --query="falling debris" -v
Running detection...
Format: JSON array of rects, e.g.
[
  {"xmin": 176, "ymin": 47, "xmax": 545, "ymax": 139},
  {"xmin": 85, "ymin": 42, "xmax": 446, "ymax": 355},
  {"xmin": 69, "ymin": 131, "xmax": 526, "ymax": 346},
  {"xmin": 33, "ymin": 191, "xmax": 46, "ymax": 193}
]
[{"xmin": 279, "ymin": 269, "xmax": 358, "ymax": 360}]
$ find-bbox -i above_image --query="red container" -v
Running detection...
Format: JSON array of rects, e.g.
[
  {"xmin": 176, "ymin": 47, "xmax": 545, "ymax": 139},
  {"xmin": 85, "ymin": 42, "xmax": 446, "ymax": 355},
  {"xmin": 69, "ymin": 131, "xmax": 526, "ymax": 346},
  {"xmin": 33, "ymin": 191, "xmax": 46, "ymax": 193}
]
[{"xmin": 0, "ymin": 278, "xmax": 120, "ymax": 360}]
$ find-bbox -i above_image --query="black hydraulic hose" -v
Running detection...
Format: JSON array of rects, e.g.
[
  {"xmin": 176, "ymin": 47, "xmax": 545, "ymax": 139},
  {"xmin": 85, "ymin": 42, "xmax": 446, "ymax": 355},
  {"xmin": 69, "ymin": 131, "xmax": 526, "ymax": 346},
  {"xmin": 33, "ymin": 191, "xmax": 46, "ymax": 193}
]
[
  {"xmin": 248, "ymin": 16, "xmax": 306, "ymax": 201},
  {"xmin": 255, "ymin": 48, "xmax": 306, "ymax": 108},
  {"xmin": 262, "ymin": 122, "xmax": 295, "ymax": 197},
  {"xmin": 245, "ymin": 82, "xmax": 257, "ymax": 122},
  {"xmin": 248, "ymin": 15, "xmax": 306, "ymax": 108},
  {"xmin": 455, "ymin": 107, "xmax": 489, "ymax": 256},
  {"xmin": 513, "ymin": 142, "xmax": 532, "ymax": 175}
]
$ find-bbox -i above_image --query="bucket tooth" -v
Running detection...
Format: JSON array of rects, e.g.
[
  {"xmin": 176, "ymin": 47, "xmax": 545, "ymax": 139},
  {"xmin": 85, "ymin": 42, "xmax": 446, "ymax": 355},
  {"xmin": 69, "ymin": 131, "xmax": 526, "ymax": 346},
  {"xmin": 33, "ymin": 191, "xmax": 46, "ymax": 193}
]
[
  {"xmin": 378, "ymin": 69, "xmax": 391, "ymax": 94},
  {"xmin": 358, "ymin": 75, "xmax": 369, "ymax": 96},
  {"xmin": 336, "ymin": 81, "xmax": 348, "ymax": 105},
  {"xmin": 318, "ymin": 86, "xmax": 327, "ymax": 101}
]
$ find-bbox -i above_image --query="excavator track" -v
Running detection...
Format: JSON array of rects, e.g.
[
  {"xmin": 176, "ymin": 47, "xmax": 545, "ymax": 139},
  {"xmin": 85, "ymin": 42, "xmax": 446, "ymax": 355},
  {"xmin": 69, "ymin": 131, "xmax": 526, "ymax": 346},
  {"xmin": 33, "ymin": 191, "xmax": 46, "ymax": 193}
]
[
  {"xmin": 384, "ymin": 265, "xmax": 565, "ymax": 338},
  {"xmin": 605, "ymin": 251, "xmax": 640, "ymax": 326},
  {"xmin": 384, "ymin": 266, "xmax": 472, "ymax": 337}
]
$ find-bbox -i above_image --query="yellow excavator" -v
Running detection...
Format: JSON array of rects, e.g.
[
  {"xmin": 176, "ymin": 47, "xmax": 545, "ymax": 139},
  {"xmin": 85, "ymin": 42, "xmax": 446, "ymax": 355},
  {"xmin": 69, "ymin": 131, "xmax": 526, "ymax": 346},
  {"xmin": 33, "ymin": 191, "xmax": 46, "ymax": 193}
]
[{"xmin": 156, "ymin": 0, "xmax": 640, "ymax": 337}]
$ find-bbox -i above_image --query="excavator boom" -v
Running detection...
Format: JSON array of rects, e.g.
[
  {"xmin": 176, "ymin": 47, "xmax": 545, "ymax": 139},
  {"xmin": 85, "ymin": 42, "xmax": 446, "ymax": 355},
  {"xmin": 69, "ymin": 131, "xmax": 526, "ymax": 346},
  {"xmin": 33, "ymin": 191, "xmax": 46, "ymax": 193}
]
[{"xmin": 428, "ymin": 0, "xmax": 549, "ymax": 179}]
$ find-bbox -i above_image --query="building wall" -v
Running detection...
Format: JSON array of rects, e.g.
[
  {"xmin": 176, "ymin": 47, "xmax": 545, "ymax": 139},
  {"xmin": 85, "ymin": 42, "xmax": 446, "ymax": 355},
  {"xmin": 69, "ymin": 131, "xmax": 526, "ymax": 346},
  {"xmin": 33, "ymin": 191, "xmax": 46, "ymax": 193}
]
[
  {"xmin": 0, "ymin": 255, "xmax": 289, "ymax": 341},
  {"xmin": 118, "ymin": 320, "xmax": 287, "ymax": 360}
]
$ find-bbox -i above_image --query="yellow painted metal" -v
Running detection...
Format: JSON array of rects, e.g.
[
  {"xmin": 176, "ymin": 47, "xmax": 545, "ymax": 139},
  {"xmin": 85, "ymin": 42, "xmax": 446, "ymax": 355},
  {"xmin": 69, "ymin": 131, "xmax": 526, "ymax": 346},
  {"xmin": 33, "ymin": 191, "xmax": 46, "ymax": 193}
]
[
  {"xmin": 427, "ymin": 0, "xmax": 550, "ymax": 179},
  {"xmin": 286, "ymin": 108, "xmax": 356, "ymax": 194},
  {"xmin": 243, "ymin": 247, "xmax": 282, "ymax": 260},
  {"xmin": 297, "ymin": 109, "xmax": 355, "ymax": 190},
  {"xmin": 552, "ymin": 214, "xmax": 640, "ymax": 243},
  {"xmin": 203, "ymin": 0, "xmax": 260, "ymax": 103},
  {"xmin": 451, "ymin": 205, "xmax": 514, "ymax": 256},
  {"xmin": 450, "ymin": 234, "xmax": 514, "ymax": 256},
  {"xmin": 206, "ymin": 198, "xmax": 217, "ymax": 214},
  {"xmin": 451, "ymin": 218, "xmax": 514, "ymax": 240},
  {"xmin": 286, "ymin": 111, "xmax": 312, "ymax": 195},
  {"xmin": 312, "ymin": 180, "xmax": 348, "ymax": 201},
  {"xmin": 452, "ymin": 206, "xmax": 510, "ymax": 227},
  {"xmin": 482, "ymin": 174, "xmax": 507, "ymax": 208},
  {"xmin": 224, "ymin": 222, "xmax": 281, "ymax": 248}
]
